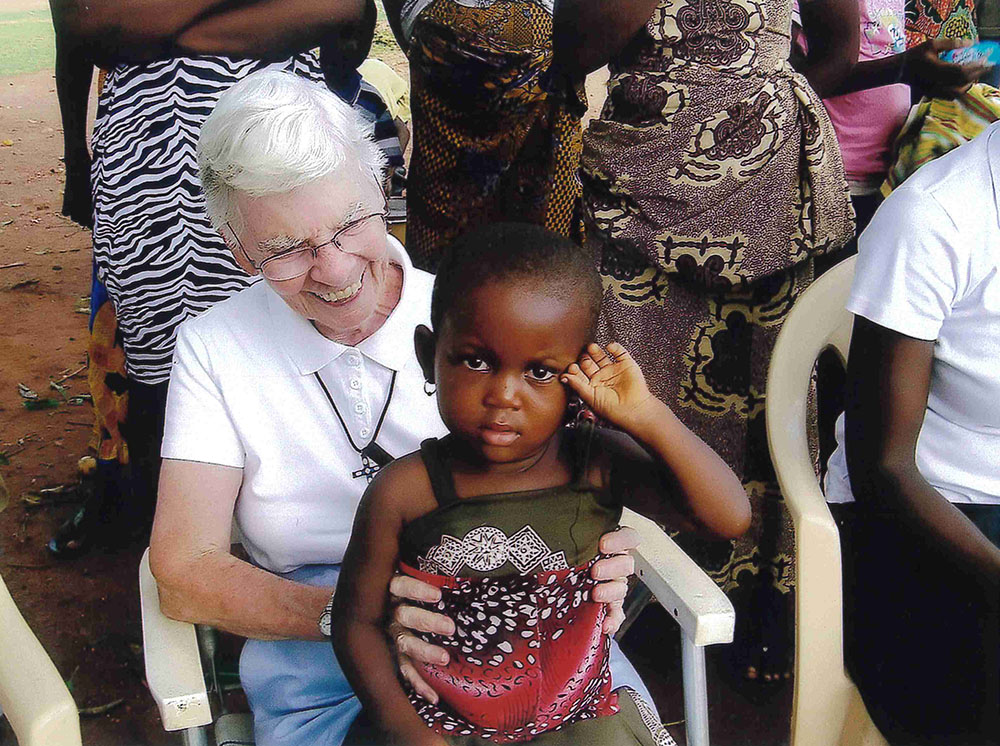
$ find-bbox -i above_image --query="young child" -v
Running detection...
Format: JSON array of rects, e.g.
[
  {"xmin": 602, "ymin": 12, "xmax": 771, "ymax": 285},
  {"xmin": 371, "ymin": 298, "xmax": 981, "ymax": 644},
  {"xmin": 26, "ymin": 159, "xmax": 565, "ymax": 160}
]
[{"xmin": 332, "ymin": 223, "xmax": 751, "ymax": 745}]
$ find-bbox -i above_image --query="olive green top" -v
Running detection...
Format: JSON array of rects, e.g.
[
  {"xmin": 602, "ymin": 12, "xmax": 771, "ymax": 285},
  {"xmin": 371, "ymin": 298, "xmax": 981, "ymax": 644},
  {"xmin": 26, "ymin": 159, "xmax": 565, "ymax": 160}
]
[{"xmin": 400, "ymin": 424, "xmax": 622, "ymax": 579}]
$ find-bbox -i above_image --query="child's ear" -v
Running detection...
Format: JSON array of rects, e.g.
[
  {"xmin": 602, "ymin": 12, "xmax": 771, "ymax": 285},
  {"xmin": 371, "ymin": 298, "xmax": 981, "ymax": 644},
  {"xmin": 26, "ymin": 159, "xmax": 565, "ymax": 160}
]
[{"xmin": 414, "ymin": 324, "xmax": 437, "ymax": 384}]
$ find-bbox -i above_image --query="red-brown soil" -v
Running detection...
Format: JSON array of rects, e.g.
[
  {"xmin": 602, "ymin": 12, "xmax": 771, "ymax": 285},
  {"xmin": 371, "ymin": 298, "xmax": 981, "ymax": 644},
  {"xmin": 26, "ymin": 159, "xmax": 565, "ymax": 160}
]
[{"xmin": 0, "ymin": 71, "xmax": 173, "ymax": 745}]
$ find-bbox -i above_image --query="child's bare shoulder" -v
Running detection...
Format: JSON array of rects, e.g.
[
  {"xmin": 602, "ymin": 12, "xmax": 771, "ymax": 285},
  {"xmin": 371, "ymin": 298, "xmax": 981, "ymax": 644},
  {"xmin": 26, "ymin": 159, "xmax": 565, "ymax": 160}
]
[
  {"xmin": 592, "ymin": 426, "xmax": 653, "ymax": 466},
  {"xmin": 577, "ymin": 426, "xmax": 653, "ymax": 489},
  {"xmin": 363, "ymin": 451, "xmax": 438, "ymax": 524}
]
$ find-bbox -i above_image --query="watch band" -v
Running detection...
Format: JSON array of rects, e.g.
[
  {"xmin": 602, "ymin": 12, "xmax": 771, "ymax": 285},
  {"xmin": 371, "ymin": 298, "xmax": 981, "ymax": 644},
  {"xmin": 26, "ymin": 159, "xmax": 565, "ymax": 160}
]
[{"xmin": 319, "ymin": 591, "xmax": 335, "ymax": 638}]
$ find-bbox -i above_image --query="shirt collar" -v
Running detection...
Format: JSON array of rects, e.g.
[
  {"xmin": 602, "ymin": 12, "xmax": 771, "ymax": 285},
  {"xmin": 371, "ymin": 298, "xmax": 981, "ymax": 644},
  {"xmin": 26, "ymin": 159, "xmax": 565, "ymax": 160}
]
[{"xmin": 265, "ymin": 235, "xmax": 421, "ymax": 375}]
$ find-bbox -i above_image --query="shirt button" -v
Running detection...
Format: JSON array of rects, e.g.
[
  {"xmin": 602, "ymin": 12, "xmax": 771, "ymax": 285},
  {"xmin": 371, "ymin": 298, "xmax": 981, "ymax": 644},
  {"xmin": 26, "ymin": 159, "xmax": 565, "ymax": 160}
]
[
  {"xmin": 350, "ymin": 379, "xmax": 361, "ymax": 390},
  {"xmin": 359, "ymin": 427, "xmax": 371, "ymax": 438},
  {"xmin": 348, "ymin": 355, "xmax": 361, "ymax": 367},
  {"xmin": 354, "ymin": 402, "xmax": 366, "ymax": 414}
]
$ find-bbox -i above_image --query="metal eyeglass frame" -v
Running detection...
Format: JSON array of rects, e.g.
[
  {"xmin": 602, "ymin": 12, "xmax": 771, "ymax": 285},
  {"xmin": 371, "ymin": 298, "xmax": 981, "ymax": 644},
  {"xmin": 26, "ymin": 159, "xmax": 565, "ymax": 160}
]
[{"xmin": 227, "ymin": 197, "xmax": 389, "ymax": 282}]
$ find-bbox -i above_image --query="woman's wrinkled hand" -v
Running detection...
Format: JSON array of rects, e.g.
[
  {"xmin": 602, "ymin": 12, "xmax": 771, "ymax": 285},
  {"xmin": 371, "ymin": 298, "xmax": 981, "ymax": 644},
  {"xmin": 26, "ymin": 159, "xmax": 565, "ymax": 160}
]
[
  {"xmin": 387, "ymin": 573, "xmax": 456, "ymax": 704},
  {"xmin": 903, "ymin": 38, "xmax": 991, "ymax": 98},
  {"xmin": 593, "ymin": 526, "xmax": 639, "ymax": 635}
]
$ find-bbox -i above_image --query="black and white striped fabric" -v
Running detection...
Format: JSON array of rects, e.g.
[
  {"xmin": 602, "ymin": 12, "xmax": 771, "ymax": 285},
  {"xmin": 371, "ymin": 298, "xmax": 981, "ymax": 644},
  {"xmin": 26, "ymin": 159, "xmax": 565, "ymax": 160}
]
[{"xmin": 90, "ymin": 54, "xmax": 326, "ymax": 385}]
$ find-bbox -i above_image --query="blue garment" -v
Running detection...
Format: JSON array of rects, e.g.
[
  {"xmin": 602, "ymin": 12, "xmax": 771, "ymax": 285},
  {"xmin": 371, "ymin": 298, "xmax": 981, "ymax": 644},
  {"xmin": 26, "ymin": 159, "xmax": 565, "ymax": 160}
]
[
  {"xmin": 239, "ymin": 564, "xmax": 654, "ymax": 745},
  {"xmin": 330, "ymin": 69, "xmax": 405, "ymax": 170},
  {"xmin": 240, "ymin": 565, "xmax": 360, "ymax": 746}
]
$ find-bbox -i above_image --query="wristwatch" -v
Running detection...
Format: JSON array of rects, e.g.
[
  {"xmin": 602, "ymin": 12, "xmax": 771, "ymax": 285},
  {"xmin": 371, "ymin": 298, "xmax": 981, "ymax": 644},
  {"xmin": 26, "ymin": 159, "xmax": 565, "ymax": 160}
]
[{"xmin": 318, "ymin": 592, "xmax": 335, "ymax": 638}]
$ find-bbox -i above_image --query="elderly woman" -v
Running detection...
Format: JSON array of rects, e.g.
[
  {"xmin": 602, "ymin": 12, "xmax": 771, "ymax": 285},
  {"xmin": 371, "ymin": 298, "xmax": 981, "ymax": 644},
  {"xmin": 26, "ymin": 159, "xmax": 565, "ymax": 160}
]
[{"xmin": 148, "ymin": 70, "xmax": 648, "ymax": 746}]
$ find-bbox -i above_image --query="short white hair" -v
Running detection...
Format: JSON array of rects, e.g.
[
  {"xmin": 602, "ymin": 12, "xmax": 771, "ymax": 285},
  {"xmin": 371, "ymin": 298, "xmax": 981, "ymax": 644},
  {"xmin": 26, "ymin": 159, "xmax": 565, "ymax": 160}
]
[{"xmin": 197, "ymin": 70, "xmax": 387, "ymax": 234}]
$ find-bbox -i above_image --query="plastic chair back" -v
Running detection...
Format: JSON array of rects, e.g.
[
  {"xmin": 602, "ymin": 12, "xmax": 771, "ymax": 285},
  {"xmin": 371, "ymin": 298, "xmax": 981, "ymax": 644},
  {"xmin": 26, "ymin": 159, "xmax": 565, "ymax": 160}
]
[
  {"xmin": 765, "ymin": 256, "xmax": 886, "ymax": 746},
  {"xmin": 0, "ymin": 572, "xmax": 82, "ymax": 746}
]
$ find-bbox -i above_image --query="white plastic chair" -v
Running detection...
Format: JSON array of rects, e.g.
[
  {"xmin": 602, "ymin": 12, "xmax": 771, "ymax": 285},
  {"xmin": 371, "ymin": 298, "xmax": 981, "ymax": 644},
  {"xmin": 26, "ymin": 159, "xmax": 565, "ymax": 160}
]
[
  {"xmin": 140, "ymin": 506, "xmax": 735, "ymax": 746},
  {"xmin": 765, "ymin": 255, "xmax": 887, "ymax": 746},
  {"xmin": 0, "ymin": 571, "xmax": 82, "ymax": 746}
]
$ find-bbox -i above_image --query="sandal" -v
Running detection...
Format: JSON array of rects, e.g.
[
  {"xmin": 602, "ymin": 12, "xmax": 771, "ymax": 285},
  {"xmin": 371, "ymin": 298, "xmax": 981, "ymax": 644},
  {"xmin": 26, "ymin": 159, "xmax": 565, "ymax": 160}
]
[{"xmin": 47, "ymin": 506, "xmax": 92, "ymax": 560}]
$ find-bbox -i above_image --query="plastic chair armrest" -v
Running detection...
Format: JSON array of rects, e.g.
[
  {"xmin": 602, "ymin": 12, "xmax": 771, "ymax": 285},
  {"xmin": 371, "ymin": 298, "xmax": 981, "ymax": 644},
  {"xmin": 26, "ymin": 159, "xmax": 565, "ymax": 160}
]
[
  {"xmin": 0, "ymin": 577, "xmax": 81, "ymax": 746},
  {"xmin": 139, "ymin": 548, "xmax": 213, "ymax": 731},
  {"xmin": 620, "ymin": 508, "xmax": 735, "ymax": 646}
]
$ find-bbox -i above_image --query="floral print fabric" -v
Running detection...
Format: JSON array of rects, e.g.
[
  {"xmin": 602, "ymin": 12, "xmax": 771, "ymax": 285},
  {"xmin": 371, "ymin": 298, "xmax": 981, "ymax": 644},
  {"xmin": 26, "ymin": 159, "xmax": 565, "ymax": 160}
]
[{"xmin": 580, "ymin": 0, "xmax": 852, "ymax": 615}]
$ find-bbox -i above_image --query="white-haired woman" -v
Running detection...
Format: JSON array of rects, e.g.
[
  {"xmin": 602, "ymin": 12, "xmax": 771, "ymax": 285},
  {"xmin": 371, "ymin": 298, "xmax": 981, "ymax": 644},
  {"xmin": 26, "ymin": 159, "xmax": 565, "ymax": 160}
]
[
  {"xmin": 149, "ymin": 71, "xmax": 648, "ymax": 746},
  {"xmin": 47, "ymin": 0, "xmax": 375, "ymax": 557}
]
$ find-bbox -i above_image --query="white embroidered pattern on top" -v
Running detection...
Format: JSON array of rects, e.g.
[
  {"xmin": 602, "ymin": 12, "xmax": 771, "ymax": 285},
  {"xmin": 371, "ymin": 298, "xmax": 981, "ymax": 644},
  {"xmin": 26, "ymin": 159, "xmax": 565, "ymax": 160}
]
[{"xmin": 418, "ymin": 524, "xmax": 571, "ymax": 576}]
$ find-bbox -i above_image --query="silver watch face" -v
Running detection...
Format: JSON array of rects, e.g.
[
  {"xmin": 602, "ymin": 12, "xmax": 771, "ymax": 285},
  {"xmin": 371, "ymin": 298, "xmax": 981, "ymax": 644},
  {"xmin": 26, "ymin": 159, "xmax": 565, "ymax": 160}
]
[{"xmin": 319, "ymin": 597, "xmax": 334, "ymax": 637}]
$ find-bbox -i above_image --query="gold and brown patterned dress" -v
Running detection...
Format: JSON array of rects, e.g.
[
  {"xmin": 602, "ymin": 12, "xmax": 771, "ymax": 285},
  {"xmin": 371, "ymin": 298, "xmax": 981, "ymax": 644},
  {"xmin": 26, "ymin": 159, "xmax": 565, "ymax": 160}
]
[
  {"xmin": 580, "ymin": 0, "xmax": 853, "ymax": 668},
  {"xmin": 403, "ymin": 0, "xmax": 586, "ymax": 270}
]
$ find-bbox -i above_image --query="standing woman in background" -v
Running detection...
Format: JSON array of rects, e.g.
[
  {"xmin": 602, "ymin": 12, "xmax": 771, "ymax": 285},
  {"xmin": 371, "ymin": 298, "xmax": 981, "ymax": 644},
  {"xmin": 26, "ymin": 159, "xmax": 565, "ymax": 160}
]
[
  {"xmin": 382, "ymin": 0, "xmax": 587, "ymax": 271},
  {"xmin": 45, "ymin": 0, "xmax": 371, "ymax": 554},
  {"xmin": 555, "ymin": 0, "xmax": 855, "ymax": 681}
]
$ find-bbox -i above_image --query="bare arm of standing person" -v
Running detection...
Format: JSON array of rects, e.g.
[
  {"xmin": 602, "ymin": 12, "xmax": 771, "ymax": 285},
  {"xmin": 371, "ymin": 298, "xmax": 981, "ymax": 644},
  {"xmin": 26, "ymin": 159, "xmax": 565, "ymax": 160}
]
[
  {"xmin": 562, "ymin": 343, "xmax": 751, "ymax": 539},
  {"xmin": 552, "ymin": 0, "xmax": 661, "ymax": 78},
  {"xmin": 49, "ymin": 0, "xmax": 365, "ymax": 67},
  {"xmin": 49, "ymin": 0, "xmax": 238, "ymax": 65},
  {"xmin": 174, "ymin": 0, "xmax": 366, "ymax": 60},
  {"xmin": 845, "ymin": 318, "xmax": 1000, "ymax": 592},
  {"xmin": 797, "ymin": 0, "xmax": 988, "ymax": 98},
  {"xmin": 378, "ymin": 0, "xmax": 409, "ymax": 53},
  {"xmin": 49, "ymin": 8, "xmax": 94, "ymax": 228},
  {"xmin": 792, "ymin": 0, "xmax": 859, "ymax": 98}
]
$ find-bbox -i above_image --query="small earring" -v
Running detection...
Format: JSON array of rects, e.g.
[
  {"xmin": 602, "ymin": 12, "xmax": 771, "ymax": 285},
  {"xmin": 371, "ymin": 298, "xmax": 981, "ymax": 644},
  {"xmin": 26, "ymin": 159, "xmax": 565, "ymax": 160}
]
[{"xmin": 423, "ymin": 380, "xmax": 436, "ymax": 396}]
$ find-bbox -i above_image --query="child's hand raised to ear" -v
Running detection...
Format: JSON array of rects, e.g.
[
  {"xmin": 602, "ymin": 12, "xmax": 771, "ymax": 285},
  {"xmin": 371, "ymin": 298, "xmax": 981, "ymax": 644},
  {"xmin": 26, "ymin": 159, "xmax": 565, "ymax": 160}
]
[
  {"xmin": 561, "ymin": 342, "xmax": 657, "ymax": 431},
  {"xmin": 564, "ymin": 341, "xmax": 751, "ymax": 540}
]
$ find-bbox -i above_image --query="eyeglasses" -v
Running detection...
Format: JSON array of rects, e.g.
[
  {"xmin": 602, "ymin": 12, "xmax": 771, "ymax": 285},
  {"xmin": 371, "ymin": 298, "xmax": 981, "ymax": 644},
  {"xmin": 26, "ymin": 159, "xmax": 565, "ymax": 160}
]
[{"xmin": 229, "ymin": 200, "xmax": 389, "ymax": 282}]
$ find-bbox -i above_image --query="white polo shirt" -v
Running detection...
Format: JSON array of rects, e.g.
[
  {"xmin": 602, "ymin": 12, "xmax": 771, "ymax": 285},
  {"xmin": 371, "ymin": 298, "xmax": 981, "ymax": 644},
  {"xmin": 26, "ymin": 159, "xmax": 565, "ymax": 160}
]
[
  {"xmin": 161, "ymin": 238, "xmax": 447, "ymax": 572},
  {"xmin": 825, "ymin": 123, "xmax": 1000, "ymax": 505}
]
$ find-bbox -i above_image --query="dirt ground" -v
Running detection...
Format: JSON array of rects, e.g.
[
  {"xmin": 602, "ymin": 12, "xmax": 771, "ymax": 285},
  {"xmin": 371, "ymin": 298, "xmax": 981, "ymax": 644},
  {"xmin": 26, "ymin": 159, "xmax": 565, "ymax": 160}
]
[
  {"xmin": 0, "ymin": 67, "xmax": 171, "ymax": 746},
  {"xmin": 0, "ymin": 7, "xmax": 790, "ymax": 746}
]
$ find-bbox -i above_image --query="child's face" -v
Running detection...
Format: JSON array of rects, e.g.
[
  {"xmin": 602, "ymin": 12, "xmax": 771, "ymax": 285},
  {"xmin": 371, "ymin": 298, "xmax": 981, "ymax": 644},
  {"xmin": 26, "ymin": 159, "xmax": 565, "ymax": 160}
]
[{"xmin": 431, "ymin": 281, "xmax": 593, "ymax": 467}]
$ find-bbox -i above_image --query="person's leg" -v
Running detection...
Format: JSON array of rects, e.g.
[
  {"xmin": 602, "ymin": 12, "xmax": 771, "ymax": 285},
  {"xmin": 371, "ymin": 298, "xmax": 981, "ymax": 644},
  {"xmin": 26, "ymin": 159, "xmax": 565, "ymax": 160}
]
[
  {"xmin": 608, "ymin": 639, "xmax": 655, "ymax": 707},
  {"xmin": 240, "ymin": 565, "xmax": 362, "ymax": 746},
  {"xmin": 120, "ymin": 378, "xmax": 169, "ymax": 536},
  {"xmin": 850, "ymin": 509, "xmax": 1000, "ymax": 745},
  {"xmin": 49, "ymin": 266, "xmax": 131, "ymax": 557},
  {"xmin": 404, "ymin": 0, "xmax": 569, "ymax": 270}
]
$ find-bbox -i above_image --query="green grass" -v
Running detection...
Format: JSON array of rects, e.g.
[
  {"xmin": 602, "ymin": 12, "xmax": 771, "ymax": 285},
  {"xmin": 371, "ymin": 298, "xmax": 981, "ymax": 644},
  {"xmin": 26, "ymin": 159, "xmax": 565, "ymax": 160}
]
[{"xmin": 0, "ymin": 8, "xmax": 55, "ymax": 76}]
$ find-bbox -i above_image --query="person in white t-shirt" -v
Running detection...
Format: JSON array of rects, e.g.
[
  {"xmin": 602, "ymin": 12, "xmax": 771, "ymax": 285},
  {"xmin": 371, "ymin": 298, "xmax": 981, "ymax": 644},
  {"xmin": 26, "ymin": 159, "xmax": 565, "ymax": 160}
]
[
  {"xmin": 148, "ymin": 71, "xmax": 647, "ymax": 746},
  {"xmin": 824, "ymin": 121, "xmax": 1000, "ymax": 744}
]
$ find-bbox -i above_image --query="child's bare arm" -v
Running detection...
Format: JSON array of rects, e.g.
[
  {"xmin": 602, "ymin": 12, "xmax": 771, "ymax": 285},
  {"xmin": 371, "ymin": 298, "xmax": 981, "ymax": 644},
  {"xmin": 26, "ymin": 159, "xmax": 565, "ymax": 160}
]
[
  {"xmin": 562, "ymin": 342, "xmax": 750, "ymax": 539},
  {"xmin": 331, "ymin": 458, "xmax": 447, "ymax": 746}
]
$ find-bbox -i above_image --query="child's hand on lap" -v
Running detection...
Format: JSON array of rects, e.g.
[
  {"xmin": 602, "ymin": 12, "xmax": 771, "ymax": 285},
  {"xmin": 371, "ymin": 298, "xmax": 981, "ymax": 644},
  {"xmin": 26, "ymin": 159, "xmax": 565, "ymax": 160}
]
[{"xmin": 561, "ymin": 342, "xmax": 660, "ymax": 432}]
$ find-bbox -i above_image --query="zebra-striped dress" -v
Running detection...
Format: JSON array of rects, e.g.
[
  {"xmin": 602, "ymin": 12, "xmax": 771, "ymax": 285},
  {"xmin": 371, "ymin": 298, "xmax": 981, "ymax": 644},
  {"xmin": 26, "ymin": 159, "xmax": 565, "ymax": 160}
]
[{"xmin": 90, "ymin": 54, "xmax": 325, "ymax": 385}]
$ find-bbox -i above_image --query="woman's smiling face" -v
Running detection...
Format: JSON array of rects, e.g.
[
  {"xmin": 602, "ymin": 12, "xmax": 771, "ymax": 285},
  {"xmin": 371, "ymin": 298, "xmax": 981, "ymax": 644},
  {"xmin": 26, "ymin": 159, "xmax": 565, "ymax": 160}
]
[{"xmin": 231, "ymin": 172, "xmax": 390, "ymax": 342}]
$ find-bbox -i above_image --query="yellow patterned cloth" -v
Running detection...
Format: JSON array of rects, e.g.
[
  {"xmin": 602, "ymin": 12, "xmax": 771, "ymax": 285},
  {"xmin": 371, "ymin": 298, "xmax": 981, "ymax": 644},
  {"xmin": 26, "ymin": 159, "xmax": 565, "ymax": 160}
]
[
  {"xmin": 905, "ymin": 0, "xmax": 978, "ymax": 47},
  {"xmin": 88, "ymin": 299, "xmax": 129, "ymax": 463},
  {"xmin": 405, "ymin": 0, "xmax": 585, "ymax": 270},
  {"xmin": 581, "ymin": 0, "xmax": 853, "ymax": 620},
  {"xmin": 882, "ymin": 83, "xmax": 1000, "ymax": 196}
]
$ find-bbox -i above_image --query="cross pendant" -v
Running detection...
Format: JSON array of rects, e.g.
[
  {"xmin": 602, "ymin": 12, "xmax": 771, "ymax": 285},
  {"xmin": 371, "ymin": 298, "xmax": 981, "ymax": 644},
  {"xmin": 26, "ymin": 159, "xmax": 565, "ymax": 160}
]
[{"xmin": 352, "ymin": 453, "xmax": 381, "ymax": 483}]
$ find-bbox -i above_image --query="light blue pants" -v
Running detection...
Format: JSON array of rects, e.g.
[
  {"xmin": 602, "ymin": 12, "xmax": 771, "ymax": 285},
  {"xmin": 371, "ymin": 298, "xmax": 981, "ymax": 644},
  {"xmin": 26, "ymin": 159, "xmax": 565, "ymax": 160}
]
[{"xmin": 241, "ymin": 564, "xmax": 654, "ymax": 746}]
